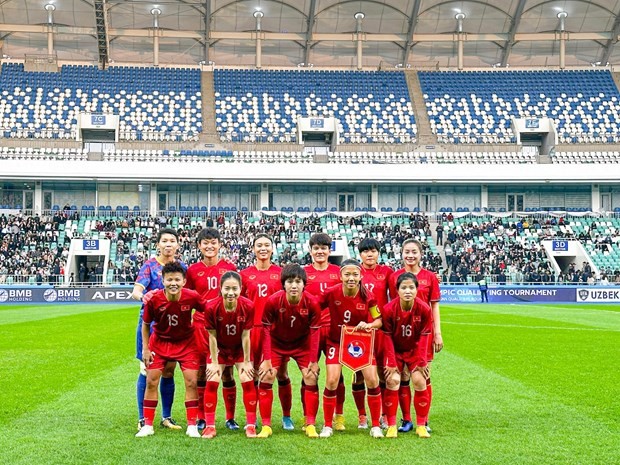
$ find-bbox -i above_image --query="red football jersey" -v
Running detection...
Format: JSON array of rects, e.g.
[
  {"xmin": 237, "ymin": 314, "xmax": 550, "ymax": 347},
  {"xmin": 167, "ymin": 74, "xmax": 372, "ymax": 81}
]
[
  {"xmin": 381, "ymin": 297, "xmax": 432, "ymax": 355},
  {"xmin": 303, "ymin": 263, "xmax": 341, "ymax": 327},
  {"xmin": 319, "ymin": 284, "xmax": 380, "ymax": 344},
  {"xmin": 388, "ymin": 267, "xmax": 441, "ymax": 307},
  {"xmin": 262, "ymin": 290, "xmax": 322, "ymax": 346},
  {"xmin": 186, "ymin": 259, "xmax": 237, "ymax": 327},
  {"xmin": 142, "ymin": 288, "xmax": 206, "ymax": 341},
  {"xmin": 240, "ymin": 264, "xmax": 282, "ymax": 326},
  {"xmin": 361, "ymin": 264, "xmax": 393, "ymax": 310},
  {"xmin": 186, "ymin": 259, "xmax": 237, "ymax": 301},
  {"xmin": 203, "ymin": 296, "xmax": 254, "ymax": 351}
]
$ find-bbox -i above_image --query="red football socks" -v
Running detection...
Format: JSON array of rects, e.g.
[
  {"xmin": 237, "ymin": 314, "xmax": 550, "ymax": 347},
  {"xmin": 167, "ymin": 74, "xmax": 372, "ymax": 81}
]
[
  {"xmin": 367, "ymin": 386, "xmax": 382, "ymax": 428},
  {"xmin": 185, "ymin": 399, "xmax": 198, "ymax": 426},
  {"xmin": 384, "ymin": 389, "xmax": 398, "ymax": 427},
  {"xmin": 204, "ymin": 381, "xmax": 219, "ymax": 425},
  {"xmin": 278, "ymin": 378, "xmax": 292, "ymax": 417},
  {"xmin": 143, "ymin": 399, "xmax": 157, "ymax": 427},
  {"xmin": 197, "ymin": 380, "xmax": 206, "ymax": 422},
  {"xmin": 323, "ymin": 388, "xmax": 337, "ymax": 427},
  {"xmin": 300, "ymin": 380, "xmax": 307, "ymax": 416},
  {"xmin": 222, "ymin": 380, "xmax": 236, "ymax": 421},
  {"xmin": 399, "ymin": 380, "xmax": 412, "ymax": 422},
  {"xmin": 352, "ymin": 383, "xmax": 367, "ymax": 416},
  {"xmin": 335, "ymin": 377, "xmax": 345, "ymax": 415},
  {"xmin": 258, "ymin": 382, "xmax": 273, "ymax": 427},
  {"xmin": 414, "ymin": 388, "xmax": 430, "ymax": 426},
  {"xmin": 304, "ymin": 384, "xmax": 319, "ymax": 425},
  {"xmin": 241, "ymin": 380, "xmax": 257, "ymax": 425}
]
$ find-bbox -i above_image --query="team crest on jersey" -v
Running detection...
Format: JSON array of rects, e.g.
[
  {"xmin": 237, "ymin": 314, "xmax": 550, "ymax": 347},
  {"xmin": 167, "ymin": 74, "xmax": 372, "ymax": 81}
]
[
  {"xmin": 270, "ymin": 274, "xmax": 279, "ymax": 280},
  {"xmin": 299, "ymin": 308, "xmax": 308, "ymax": 316},
  {"xmin": 377, "ymin": 274, "xmax": 385, "ymax": 280},
  {"xmin": 356, "ymin": 303, "xmax": 365, "ymax": 310},
  {"xmin": 237, "ymin": 315, "xmax": 245, "ymax": 322},
  {"xmin": 219, "ymin": 269, "xmax": 226, "ymax": 274},
  {"xmin": 419, "ymin": 279, "xmax": 428, "ymax": 286},
  {"xmin": 413, "ymin": 315, "xmax": 421, "ymax": 322},
  {"xmin": 334, "ymin": 301, "xmax": 341, "ymax": 306},
  {"xmin": 181, "ymin": 305, "xmax": 191, "ymax": 311},
  {"xmin": 197, "ymin": 272, "xmax": 205, "ymax": 277},
  {"xmin": 329, "ymin": 274, "xmax": 338, "ymax": 279}
]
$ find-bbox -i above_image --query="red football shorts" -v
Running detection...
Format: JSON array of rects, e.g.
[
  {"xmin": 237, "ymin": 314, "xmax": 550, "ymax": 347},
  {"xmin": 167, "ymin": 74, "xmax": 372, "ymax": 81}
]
[
  {"xmin": 207, "ymin": 347, "xmax": 247, "ymax": 366},
  {"xmin": 193, "ymin": 326, "xmax": 210, "ymax": 365},
  {"xmin": 427, "ymin": 328, "xmax": 435, "ymax": 362},
  {"xmin": 395, "ymin": 350, "xmax": 424, "ymax": 373},
  {"xmin": 374, "ymin": 331, "xmax": 385, "ymax": 367},
  {"xmin": 147, "ymin": 333, "xmax": 200, "ymax": 372},
  {"xmin": 270, "ymin": 339, "xmax": 311, "ymax": 370},
  {"xmin": 316, "ymin": 326, "xmax": 330, "ymax": 361}
]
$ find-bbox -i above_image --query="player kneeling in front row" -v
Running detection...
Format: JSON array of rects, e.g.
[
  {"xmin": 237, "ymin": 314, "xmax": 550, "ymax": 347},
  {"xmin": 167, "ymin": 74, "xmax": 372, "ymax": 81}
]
[
  {"xmin": 381, "ymin": 272, "xmax": 433, "ymax": 438},
  {"xmin": 136, "ymin": 262, "xmax": 206, "ymax": 438},
  {"xmin": 257, "ymin": 264, "xmax": 322, "ymax": 438},
  {"xmin": 202, "ymin": 271, "xmax": 258, "ymax": 439}
]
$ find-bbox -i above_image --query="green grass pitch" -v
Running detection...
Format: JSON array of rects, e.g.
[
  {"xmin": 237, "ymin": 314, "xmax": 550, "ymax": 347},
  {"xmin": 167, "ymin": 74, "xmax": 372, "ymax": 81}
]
[{"xmin": 0, "ymin": 302, "xmax": 618, "ymax": 465}]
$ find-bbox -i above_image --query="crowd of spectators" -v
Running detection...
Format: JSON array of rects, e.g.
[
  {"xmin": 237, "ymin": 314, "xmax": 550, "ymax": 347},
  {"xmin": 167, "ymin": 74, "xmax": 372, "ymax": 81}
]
[
  {"xmin": 0, "ymin": 213, "xmax": 68, "ymax": 284},
  {"xmin": 3, "ymin": 210, "xmax": 619, "ymax": 286},
  {"xmin": 440, "ymin": 214, "xmax": 620, "ymax": 284}
]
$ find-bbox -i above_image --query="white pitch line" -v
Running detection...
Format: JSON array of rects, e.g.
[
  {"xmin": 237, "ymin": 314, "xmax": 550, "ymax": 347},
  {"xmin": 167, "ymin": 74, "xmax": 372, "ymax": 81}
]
[{"xmin": 443, "ymin": 321, "xmax": 620, "ymax": 332}]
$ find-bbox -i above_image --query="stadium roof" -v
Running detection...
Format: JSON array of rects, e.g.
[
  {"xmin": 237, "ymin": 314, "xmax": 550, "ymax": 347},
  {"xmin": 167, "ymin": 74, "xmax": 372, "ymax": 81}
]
[{"xmin": 0, "ymin": 0, "xmax": 619, "ymax": 69}]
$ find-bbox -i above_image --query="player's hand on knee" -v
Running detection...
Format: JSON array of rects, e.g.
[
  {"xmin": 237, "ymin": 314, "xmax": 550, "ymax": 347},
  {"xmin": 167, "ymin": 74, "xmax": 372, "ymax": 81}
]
[
  {"xmin": 142, "ymin": 349, "xmax": 154, "ymax": 367},
  {"xmin": 258, "ymin": 360, "xmax": 274, "ymax": 381},
  {"xmin": 206, "ymin": 363, "xmax": 220, "ymax": 380}
]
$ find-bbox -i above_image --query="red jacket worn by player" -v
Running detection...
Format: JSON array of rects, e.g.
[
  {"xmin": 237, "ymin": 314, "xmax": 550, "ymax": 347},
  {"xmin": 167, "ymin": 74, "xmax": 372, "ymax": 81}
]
[
  {"xmin": 186, "ymin": 259, "xmax": 237, "ymax": 354},
  {"xmin": 142, "ymin": 288, "xmax": 207, "ymax": 371},
  {"xmin": 261, "ymin": 290, "xmax": 321, "ymax": 368},
  {"xmin": 381, "ymin": 297, "xmax": 433, "ymax": 371},
  {"xmin": 203, "ymin": 295, "xmax": 254, "ymax": 365}
]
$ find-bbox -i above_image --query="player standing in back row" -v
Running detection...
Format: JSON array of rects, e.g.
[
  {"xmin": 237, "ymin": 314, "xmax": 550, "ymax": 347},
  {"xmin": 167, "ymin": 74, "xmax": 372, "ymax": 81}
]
[
  {"xmin": 239, "ymin": 234, "xmax": 290, "ymax": 427},
  {"xmin": 302, "ymin": 233, "xmax": 342, "ymax": 429},
  {"xmin": 185, "ymin": 228, "xmax": 237, "ymax": 431},
  {"xmin": 132, "ymin": 228, "xmax": 185, "ymax": 432}
]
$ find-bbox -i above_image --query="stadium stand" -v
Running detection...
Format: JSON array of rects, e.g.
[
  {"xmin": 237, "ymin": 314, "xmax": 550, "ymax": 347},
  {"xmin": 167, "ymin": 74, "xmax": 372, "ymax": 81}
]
[
  {"xmin": 419, "ymin": 70, "xmax": 620, "ymax": 144},
  {"xmin": 1, "ymin": 212, "xmax": 444, "ymax": 286},
  {"xmin": 97, "ymin": 148, "xmax": 535, "ymax": 165},
  {"xmin": 213, "ymin": 69, "xmax": 416, "ymax": 143},
  {"xmin": 6, "ymin": 210, "xmax": 619, "ymax": 286},
  {"xmin": 439, "ymin": 214, "xmax": 620, "ymax": 284},
  {"xmin": 0, "ymin": 63, "xmax": 202, "ymax": 141}
]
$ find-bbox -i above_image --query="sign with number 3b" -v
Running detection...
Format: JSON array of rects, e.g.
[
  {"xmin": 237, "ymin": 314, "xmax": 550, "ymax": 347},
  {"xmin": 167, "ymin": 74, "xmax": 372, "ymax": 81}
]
[{"xmin": 339, "ymin": 326, "xmax": 375, "ymax": 372}]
